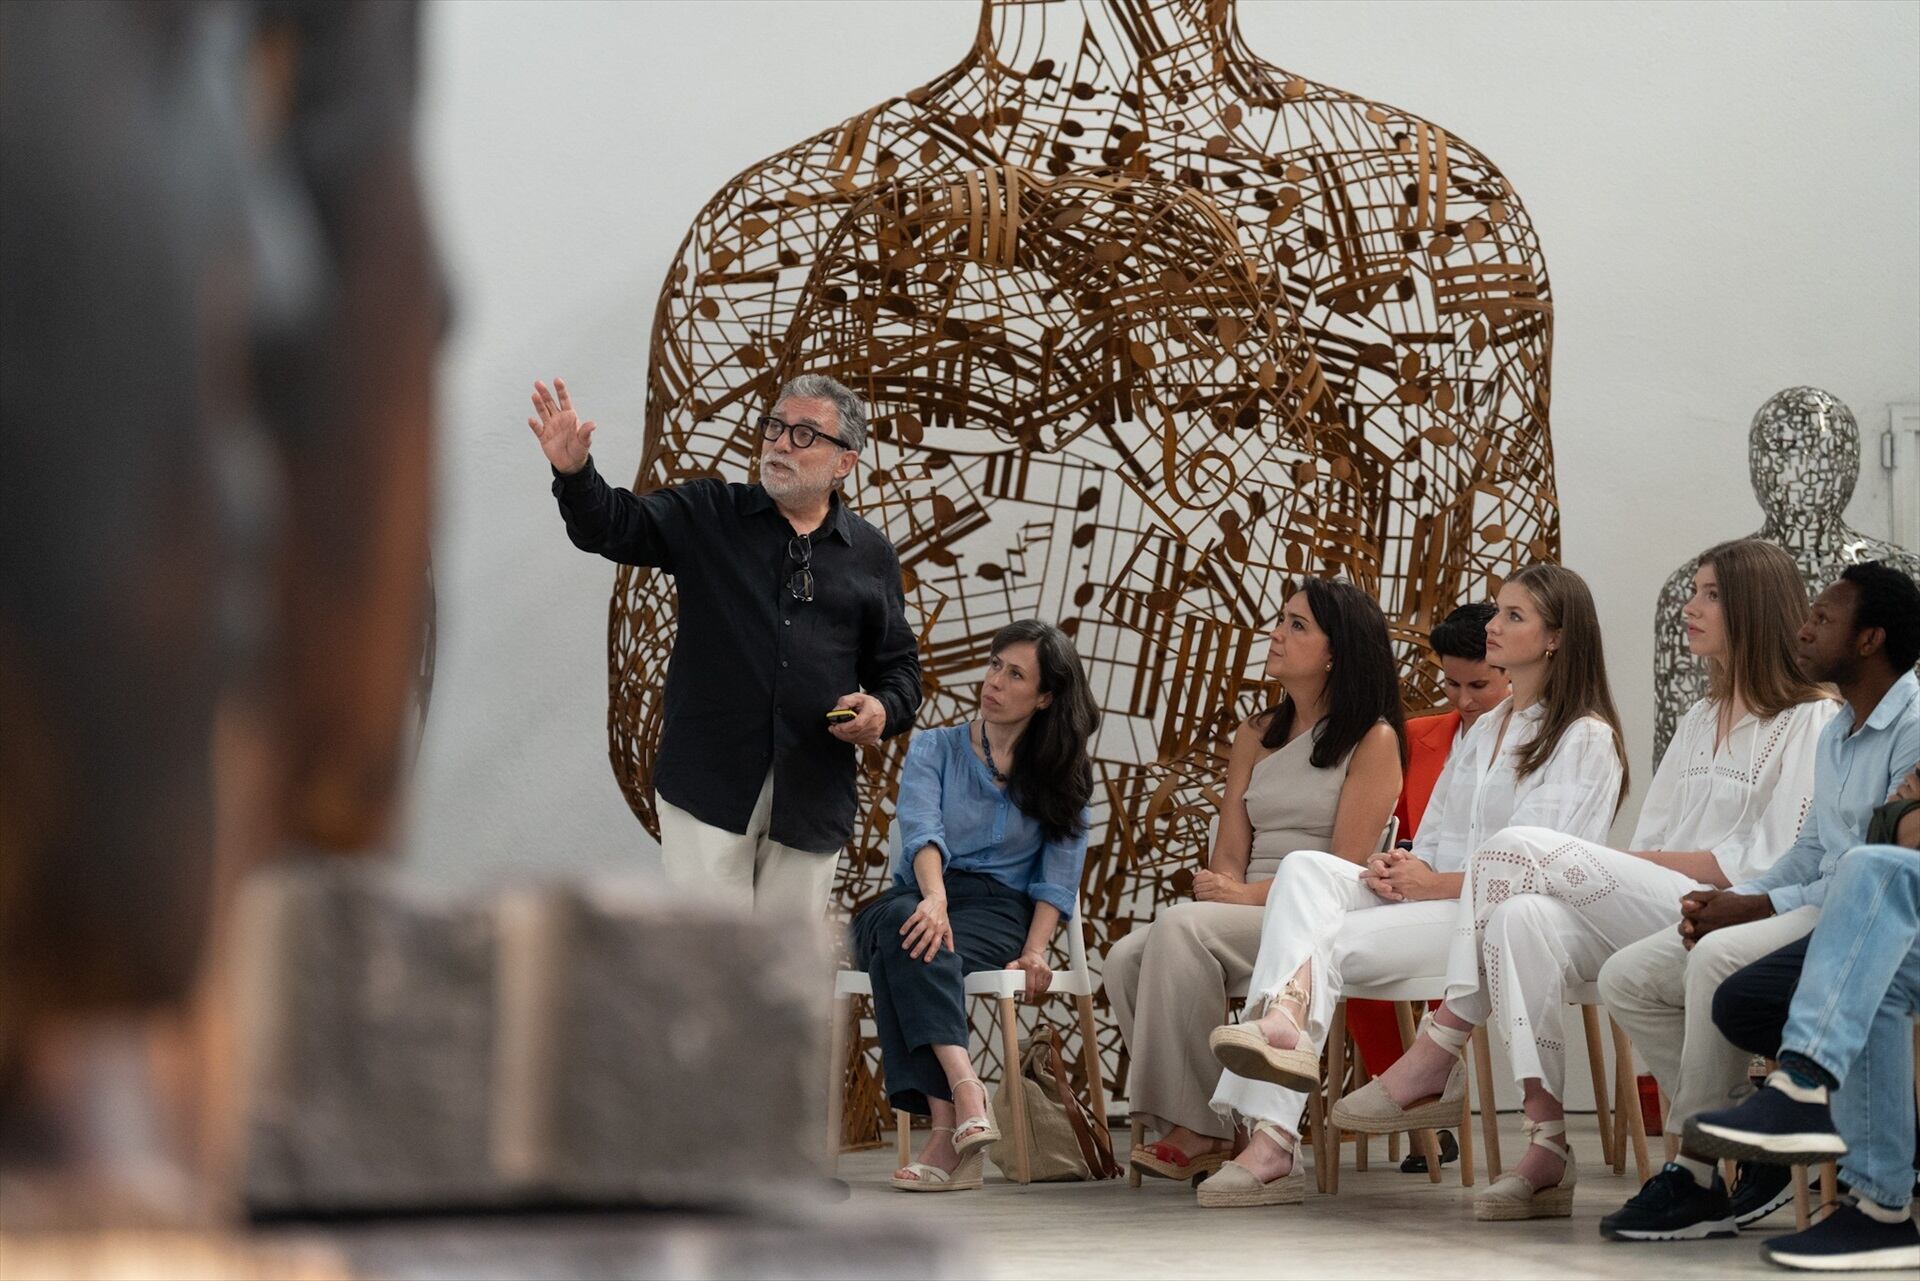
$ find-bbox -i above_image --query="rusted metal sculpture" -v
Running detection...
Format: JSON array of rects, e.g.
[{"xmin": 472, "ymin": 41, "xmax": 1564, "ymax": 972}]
[
  {"xmin": 613, "ymin": 0, "xmax": 1555, "ymax": 1133},
  {"xmin": 0, "ymin": 0, "xmax": 439, "ymax": 1221}
]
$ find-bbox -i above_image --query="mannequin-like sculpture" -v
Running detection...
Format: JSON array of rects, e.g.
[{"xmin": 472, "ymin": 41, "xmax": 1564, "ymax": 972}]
[
  {"xmin": 1652, "ymin": 387, "xmax": 1920, "ymax": 762},
  {"xmin": 615, "ymin": 0, "xmax": 1556, "ymax": 1123}
]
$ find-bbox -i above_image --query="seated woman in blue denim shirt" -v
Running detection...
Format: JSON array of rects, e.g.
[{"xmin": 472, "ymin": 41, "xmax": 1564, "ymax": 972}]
[{"xmin": 851, "ymin": 619, "xmax": 1097, "ymax": 1192}]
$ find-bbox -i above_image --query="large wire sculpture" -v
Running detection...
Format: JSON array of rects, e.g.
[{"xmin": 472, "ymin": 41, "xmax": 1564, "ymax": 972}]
[
  {"xmin": 1653, "ymin": 386, "xmax": 1920, "ymax": 763},
  {"xmin": 611, "ymin": 0, "xmax": 1557, "ymax": 1139}
]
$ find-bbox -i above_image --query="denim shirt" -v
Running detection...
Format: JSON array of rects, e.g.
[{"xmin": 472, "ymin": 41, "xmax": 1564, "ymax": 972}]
[
  {"xmin": 1732, "ymin": 671, "xmax": 1920, "ymax": 913},
  {"xmin": 891, "ymin": 725, "xmax": 1089, "ymax": 919}
]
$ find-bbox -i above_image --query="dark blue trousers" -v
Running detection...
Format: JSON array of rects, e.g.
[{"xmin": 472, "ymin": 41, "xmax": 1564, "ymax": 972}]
[{"xmin": 850, "ymin": 870, "xmax": 1032, "ymax": 1116}]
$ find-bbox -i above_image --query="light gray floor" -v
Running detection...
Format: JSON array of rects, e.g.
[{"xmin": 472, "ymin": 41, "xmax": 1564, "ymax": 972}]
[{"xmin": 842, "ymin": 1112, "xmax": 1817, "ymax": 1280}]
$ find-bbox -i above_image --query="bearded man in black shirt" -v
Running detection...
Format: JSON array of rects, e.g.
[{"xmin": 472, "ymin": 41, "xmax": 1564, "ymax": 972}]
[{"xmin": 533, "ymin": 372, "xmax": 921, "ymax": 912}]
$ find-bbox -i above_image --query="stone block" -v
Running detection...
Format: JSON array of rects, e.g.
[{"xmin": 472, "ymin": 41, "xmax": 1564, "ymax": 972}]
[{"xmin": 237, "ymin": 863, "xmax": 828, "ymax": 1215}]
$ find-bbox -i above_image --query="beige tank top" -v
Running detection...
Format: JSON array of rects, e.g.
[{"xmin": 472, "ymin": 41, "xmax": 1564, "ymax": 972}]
[{"xmin": 1241, "ymin": 723, "xmax": 1356, "ymax": 881}]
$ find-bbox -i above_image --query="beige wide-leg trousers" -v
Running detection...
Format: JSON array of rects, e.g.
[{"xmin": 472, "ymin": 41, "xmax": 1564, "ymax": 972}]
[
  {"xmin": 1107, "ymin": 900, "xmax": 1265, "ymax": 1139},
  {"xmin": 656, "ymin": 769, "xmax": 839, "ymax": 915},
  {"xmin": 1598, "ymin": 905, "xmax": 1820, "ymax": 1138}
]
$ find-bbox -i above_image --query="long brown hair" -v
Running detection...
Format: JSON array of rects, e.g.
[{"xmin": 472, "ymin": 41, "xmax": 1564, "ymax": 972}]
[
  {"xmin": 1509, "ymin": 564, "xmax": 1629, "ymax": 809},
  {"xmin": 1695, "ymin": 539, "xmax": 1831, "ymax": 718}
]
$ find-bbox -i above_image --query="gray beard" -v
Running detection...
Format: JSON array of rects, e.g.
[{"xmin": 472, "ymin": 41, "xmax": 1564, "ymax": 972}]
[{"xmin": 759, "ymin": 468, "xmax": 831, "ymax": 509}]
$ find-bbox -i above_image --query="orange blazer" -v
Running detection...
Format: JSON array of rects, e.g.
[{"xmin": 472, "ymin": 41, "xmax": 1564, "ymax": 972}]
[{"xmin": 1393, "ymin": 710, "xmax": 1463, "ymax": 842}]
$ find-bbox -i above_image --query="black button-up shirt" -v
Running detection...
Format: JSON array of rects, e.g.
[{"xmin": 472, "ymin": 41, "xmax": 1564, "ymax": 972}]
[{"xmin": 552, "ymin": 458, "xmax": 921, "ymax": 853}]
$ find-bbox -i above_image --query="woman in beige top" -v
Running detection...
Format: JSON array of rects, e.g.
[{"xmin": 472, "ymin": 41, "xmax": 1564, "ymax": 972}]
[{"xmin": 1107, "ymin": 578, "xmax": 1405, "ymax": 1182}]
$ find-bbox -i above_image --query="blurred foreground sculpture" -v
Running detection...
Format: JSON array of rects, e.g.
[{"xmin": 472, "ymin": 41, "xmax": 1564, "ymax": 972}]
[
  {"xmin": 612, "ymin": 0, "xmax": 1556, "ymax": 1128},
  {"xmin": 0, "ymin": 0, "xmax": 439, "ymax": 1222},
  {"xmin": 1652, "ymin": 387, "xmax": 1920, "ymax": 762}
]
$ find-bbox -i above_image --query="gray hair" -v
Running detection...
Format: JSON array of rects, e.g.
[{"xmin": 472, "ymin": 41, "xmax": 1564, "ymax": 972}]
[{"xmin": 775, "ymin": 373, "xmax": 868, "ymax": 454}]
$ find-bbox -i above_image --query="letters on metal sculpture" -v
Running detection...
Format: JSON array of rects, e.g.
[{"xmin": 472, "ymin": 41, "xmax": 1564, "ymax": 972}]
[{"xmin": 612, "ymin": 0, "xmax": 1557, "ymax": 1136}]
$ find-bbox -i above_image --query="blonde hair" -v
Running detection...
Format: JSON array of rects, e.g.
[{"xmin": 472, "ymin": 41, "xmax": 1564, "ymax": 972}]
[
  {"xmin": 1509, "ymin": 564, "xmax": 1629, "ymax": 810},
  {"xmin": 1695, "ymin": 539, "xmax": 1831, "ymax": 718}
]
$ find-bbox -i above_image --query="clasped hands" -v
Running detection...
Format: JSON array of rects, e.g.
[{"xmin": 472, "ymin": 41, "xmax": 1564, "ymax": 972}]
[
  {"xmin": 1361, "ymin": 848, "xmax": 1448, "ymax": 901},
  {"xmin": 897, "ymin": 895, "xmax": 1052, "ymax": 998}
]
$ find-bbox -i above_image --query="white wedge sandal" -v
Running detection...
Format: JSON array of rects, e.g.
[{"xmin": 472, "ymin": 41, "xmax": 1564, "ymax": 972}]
[
  {"xmin": 948, "ymin": 1077, "xmax": 1000, "ymax": 1158},
  {"xmin": 891, "ymin": 1128, "xmax": 986, "ymax": 1193},
  {"xmin": 1475, "ymin": 1118, "xmax": 1577, "ymax": 1220}
]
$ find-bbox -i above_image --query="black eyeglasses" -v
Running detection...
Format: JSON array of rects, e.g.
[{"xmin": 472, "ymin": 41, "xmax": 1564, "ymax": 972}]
[
  {"xmin": 786, "ymin": 535, "xmax": 814, "ymax": 603},
  {"xmin": 757, "ymin": 414, "xmax": 852, "ymax": 452}
]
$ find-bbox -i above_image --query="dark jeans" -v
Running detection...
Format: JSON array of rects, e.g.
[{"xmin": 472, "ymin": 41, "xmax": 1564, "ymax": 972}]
[
  {"xmin": 1711, "ymin": 935, "xmax": 1809, "ymax": 1058},
  {"xmin": 850, "ymin": 870, "xmax": 1032, "ymax": 1116}
]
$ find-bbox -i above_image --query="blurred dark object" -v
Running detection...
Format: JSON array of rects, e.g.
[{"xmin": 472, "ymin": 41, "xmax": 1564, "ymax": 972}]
[{"xmin": 0, "ymin": 0, "xmax": 440, "ymax": 1224}]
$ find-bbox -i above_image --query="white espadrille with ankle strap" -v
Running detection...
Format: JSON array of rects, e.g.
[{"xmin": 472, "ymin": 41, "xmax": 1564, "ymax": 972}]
[
  {"xmin": 948, "ymin": 1077, "xmax": 1000, "ymax": 1157},
  {"xmin": 1475, "ymin": 1118, "xmax": 1577, "ymax": 1220},
  {"xmin": 891, "ymin": 1129, "xmax": 985, "ymax": 1193},
  {"xmin": 1194, "ymin": 1123, "xmax": 1307, "ymax": 1208},
  {"xmin": 1330, "ymin": 1011, "xmax": 1470, "ymax": 1134}
]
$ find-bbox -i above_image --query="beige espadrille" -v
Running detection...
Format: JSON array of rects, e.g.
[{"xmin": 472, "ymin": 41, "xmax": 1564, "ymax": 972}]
[
  {"xmin": 1475, "ymin": 1119, "xmax": 1576, "ymax": 1220},
  {"xmin": 1195, "ymin": 1124, "xmax": 1307, "ymax": 1208},
  {"xmin": 1329, "ymin": 1056, "xmax": 1468, "ymax": 1134}
]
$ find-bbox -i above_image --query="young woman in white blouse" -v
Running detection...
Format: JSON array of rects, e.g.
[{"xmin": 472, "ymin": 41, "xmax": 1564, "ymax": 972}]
[
  {"xmin": 1199, "ymin": 564, "xmax": 1628, "ymax": 1207},
  {"xmin": 1338, "ymin": 539, "xmax": 1836, "ymax": 1220}
]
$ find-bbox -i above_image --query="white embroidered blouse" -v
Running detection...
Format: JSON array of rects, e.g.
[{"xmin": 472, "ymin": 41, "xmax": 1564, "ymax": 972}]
[
  {"xmin": 1411, "ymin": 697, "xmax": 1625, "ymax": 873},
  {"xmin": 1629, "ymin": 695, "xmax": 1839, "ymax": 885}
]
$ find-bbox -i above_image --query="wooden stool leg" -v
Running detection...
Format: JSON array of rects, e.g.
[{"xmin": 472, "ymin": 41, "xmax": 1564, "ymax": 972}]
[
  {"xmin": 1819, "ymin": 1161, "xmax": 1838, "ymax": 1213},
  {"xmin": 1389, "ymin": 1131, "xmax": 1402, "ymax": 1163},
  {"xmin": 897, "ymin": 1109, "xmax": 912, "ymax": 1169},
  {"xmin": 1580, "ymin": 1004, "xmax": 1614, "ymax": 1160},
  {"xmin": 1457, "ymin": 1064, "xmax": 1476, "ymax": 1187},
  {"xmin": 1393, "ymin": 1001, "xmax": 1444, "ymax": 1184},
  {"xmin": 1309, "ymin": 1085, "xmax": 1330, "ymax": 1194},
  {"xmin": 1324, "ymin": 1002, "xmax": 1349, "ymax": 1195},
  {"xmin": 1353, "ymin": 1054, "xmax": 1371, "ymax": 1173},
  {"xmin": 1075, "ymin": 993, "xmax": 1109, "ymax": 1131},
  {"xmin": 1792, "ymin": 1164, "xmax": 1812, "ymax": 1229},
  {"xmin": 1613, "ymin": 1017, "xmax": 1649, "ymax": 1182},
  {"xmin": 1471, "ymin": 1024, "xmax": 1502, "ymax": 1179},
  {"xmin": 1128, "ymin": 1116, "xmax": 1144, "ymax": 1188},
  {"xmin": 998, "ymin": 996, "xmax": 1032, "ymax": 1183},
  {"xmin": 826, "ymin": 993, "xmax": 851, "ymax": 1171}
]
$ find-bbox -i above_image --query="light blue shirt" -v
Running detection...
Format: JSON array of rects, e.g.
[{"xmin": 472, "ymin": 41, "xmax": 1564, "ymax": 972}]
[
  {"xmin": 1732, "ymin": 671, "xmax": 1920, "ymax": 913},
  {"xmin": 891, "ymin": 725, "xmax": 1089, "ymax": 919}
]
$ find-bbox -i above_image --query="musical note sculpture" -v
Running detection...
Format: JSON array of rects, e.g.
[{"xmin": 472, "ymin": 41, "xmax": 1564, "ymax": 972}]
[{"xmin": 612, "ymin": 0, "xmax": 1557, "ymax": 1136}]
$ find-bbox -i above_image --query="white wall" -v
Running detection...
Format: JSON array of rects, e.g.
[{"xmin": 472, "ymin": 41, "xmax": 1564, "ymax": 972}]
[{"xmin": 407, "ymin": 0, "xmax": 1920, "ymax": 884}]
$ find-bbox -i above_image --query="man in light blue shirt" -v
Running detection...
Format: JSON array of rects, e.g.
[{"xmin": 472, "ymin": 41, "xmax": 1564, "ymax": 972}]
[{"xmin": 1598, "ymin": 561, "xmax": 1920, "ymax": 1242}]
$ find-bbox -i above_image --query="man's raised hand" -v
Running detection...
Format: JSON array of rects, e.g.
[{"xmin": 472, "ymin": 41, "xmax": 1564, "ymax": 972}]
[{"xmin": 528, "ymin": 377, "xmax": 595, "ymax": 475}]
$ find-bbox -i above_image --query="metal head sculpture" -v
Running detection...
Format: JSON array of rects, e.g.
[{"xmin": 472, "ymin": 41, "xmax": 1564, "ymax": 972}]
[
  {"xmin": 1748, "ymin": 387, "xmax": 1861, "ymax": 532},
  {"xmin": 1652, "ymin": 386, "xmax": 1920, "ymax": 760},
  {"xmin": 615, "ymin": 0, "xmax": 1556, "ymax": 1126}
]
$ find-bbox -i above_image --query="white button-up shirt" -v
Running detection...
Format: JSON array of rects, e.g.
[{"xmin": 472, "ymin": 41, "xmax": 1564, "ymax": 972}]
[
  {"xmin": 1411, "ymin": 697, "xmax": 1625, "ymax": 872},
  {"xmin": 1630, "ymin": 695, "xmax": 1838, "ymax": 885}
]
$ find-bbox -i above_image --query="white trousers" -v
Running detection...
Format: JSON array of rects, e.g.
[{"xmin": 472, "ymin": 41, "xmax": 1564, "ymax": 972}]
[
  {"xmin": 656, "ymin": 770, "xmax": 839, "ymax": 915},
  {"xmin": 1442, "ymin": 826, "xmax": 1703, "ymax": 1101},
  {"xmin": 1600, "ymin": 904, "xmax": 1821, "ymax": 1136},
  {"xmin": 1210, "ymin": 849, "xmax": 1455, "ymax": 1132}
]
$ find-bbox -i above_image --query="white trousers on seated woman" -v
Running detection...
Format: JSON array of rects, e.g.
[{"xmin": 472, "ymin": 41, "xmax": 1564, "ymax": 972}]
[
  {"xmin": 1210, "ymin": 849, "xmax": 1457, "ymax": 1131},
  {"xmin": 1442, "ymin": 825, "xmax": 1703, "ymax": 1101}
]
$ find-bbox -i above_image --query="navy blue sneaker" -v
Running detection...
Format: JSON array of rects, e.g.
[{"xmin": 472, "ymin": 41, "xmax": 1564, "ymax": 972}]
[
  {"xmin": 1599, "ymin": 1163, "xmax": 1738, "ymax": 1241},
  {"xmin": 1763, "ymin": 1199, "xmax": 1920, "ymax": 1271},
  {"xmin": 1686, "ymin": 1070, "xmax": 1848, "ymax": 1164},
  {"xmin": 1729, "ymin": 1159, "xmax": 1795, "ymax": 1228}
]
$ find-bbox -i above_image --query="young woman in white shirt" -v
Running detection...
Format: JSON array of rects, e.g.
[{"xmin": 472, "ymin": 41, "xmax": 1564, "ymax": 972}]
[
  {"xmin": 1199, "ymin": 564, "xmax": 1628, "ymax": 1207},
  {"xmin": 1337, "ymin": 538, "xmax": 1835, "ymax": 1220}
]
